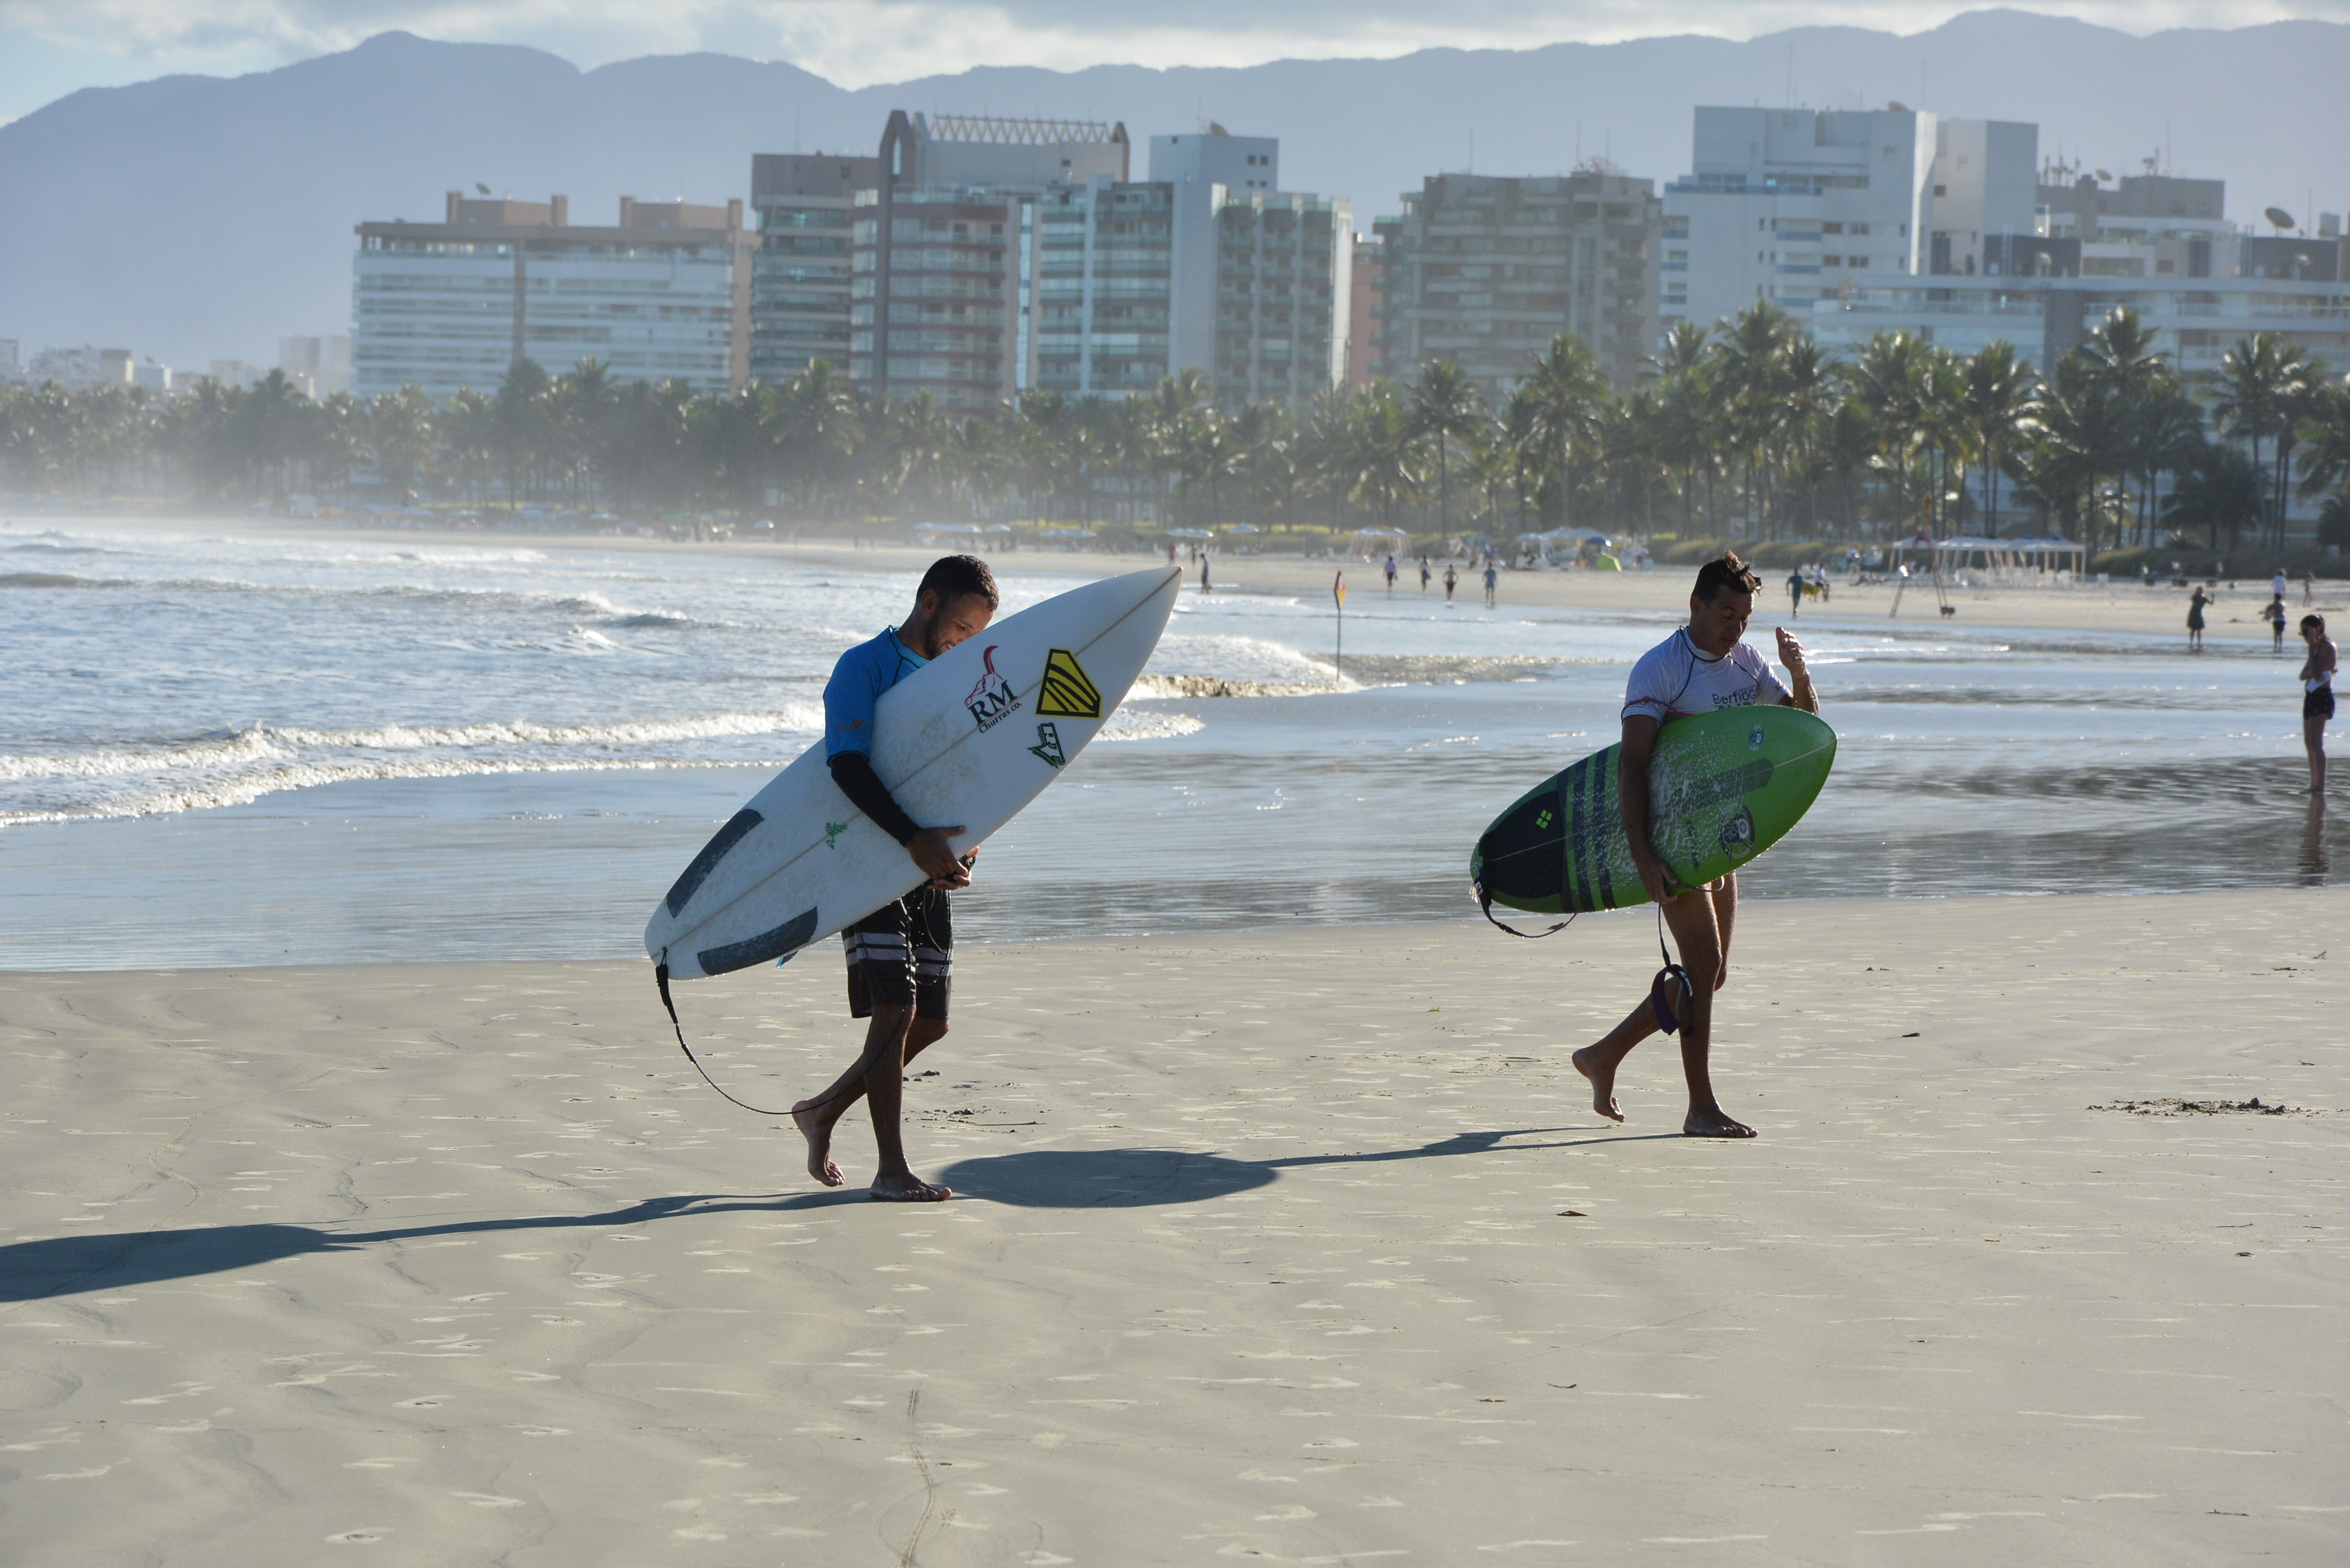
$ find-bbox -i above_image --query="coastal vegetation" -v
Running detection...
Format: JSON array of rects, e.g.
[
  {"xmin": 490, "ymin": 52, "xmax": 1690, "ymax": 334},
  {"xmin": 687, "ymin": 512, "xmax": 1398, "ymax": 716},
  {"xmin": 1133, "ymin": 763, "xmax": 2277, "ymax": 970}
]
[{"xmin": 5, "ymin": 306, "xmax": 2346, "ymax": 558}]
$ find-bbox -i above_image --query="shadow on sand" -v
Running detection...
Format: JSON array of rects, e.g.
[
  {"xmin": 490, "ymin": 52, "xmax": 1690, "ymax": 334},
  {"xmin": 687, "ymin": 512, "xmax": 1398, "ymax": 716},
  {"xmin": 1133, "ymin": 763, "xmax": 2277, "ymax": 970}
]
[{"xmin": 3, "ymin": 1125, "xmax": 1649, "ymax": 1302}]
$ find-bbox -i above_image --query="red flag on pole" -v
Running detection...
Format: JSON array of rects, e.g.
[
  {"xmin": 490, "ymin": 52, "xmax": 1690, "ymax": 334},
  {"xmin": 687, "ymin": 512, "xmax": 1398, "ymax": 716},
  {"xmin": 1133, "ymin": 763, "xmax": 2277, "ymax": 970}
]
[{"xmin": 1333, "ymin": 571, "xmax": 1346, "ymax": 608}]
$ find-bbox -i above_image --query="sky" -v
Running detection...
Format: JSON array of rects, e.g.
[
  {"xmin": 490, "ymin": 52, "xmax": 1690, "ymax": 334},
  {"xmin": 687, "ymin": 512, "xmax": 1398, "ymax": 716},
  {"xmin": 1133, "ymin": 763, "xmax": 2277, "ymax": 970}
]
[{"xmin": 0, "ymin": 0, "xmax": 2338, "ymax": 125}]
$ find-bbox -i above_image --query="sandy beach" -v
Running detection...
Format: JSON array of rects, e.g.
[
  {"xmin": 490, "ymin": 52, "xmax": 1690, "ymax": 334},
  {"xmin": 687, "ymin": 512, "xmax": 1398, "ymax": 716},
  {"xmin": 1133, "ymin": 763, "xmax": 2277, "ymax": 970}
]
[{"xmin": 6, "ymin": 891, "xmax": 2344, "ymax": 1565}]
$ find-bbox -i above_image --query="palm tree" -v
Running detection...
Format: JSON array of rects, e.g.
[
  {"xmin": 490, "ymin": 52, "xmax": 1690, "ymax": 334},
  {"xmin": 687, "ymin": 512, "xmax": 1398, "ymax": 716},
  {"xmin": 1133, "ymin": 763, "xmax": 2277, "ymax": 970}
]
[
  {"xmin": 1409, "ymin": 360, "xmax": 1487, "ymax": 533},
  {"xmin": 1516, "ymin": 333, "xmax": 1606, "ymax": 532},
  {"xmin": 368, "ymin": 385, "xmax": 436, "ymax": 501},
  {"xmin": 2212, "ymin": 333, "xmax": 2320, "ymax": 551},
  {"xmin": 2295, "ymin": 377, "xmax": 2350, "ymax": 509},
  {"xmin": 2162, "ymin": 444, "xmax": 2264, "ymax": 551},
  {"xmin": 1954, "ymin": 341, "xmax": 2035, "ymax": 536},
  {"xmin": 1846, "ymin": 332, "xmax": 1937, "ymax": 537}
]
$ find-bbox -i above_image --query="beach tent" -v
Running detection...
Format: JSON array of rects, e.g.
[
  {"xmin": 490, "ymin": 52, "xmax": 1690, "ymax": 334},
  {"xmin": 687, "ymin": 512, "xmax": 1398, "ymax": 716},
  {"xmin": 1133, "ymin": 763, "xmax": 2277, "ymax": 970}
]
[
  {"xmin": 909, "ymin": 522, "xmax": 983, "ymax": 546},
  {"xmin": 1350, "ymin": 527, "xmax": 1409, "ymax": 559},
  {"xmin": 1927, "ymin": 535, "xmax": 2087, "ymax": 581}
]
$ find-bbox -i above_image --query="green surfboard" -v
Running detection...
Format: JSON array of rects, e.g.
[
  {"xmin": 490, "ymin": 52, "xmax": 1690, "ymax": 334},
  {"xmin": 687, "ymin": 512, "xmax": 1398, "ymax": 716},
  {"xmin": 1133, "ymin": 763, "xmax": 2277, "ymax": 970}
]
[{"xmin": 1471, "ymin": 706, "xmax": 1837, "ymax": 915}]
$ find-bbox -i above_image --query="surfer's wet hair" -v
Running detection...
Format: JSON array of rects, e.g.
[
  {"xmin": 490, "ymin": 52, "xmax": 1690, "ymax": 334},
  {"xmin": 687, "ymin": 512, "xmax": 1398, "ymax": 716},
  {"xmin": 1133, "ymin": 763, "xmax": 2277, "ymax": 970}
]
[
  {"xmin": 918, "ymin": 554, "xmax": 999, "ymax": 610},
  {"xmin": 1693, "ymin": 551, "xmax": 1763, "ymax": 603},
  {"xmin": 2303, "ymin": 614, "xmax": 2326, "ymax": 633}
]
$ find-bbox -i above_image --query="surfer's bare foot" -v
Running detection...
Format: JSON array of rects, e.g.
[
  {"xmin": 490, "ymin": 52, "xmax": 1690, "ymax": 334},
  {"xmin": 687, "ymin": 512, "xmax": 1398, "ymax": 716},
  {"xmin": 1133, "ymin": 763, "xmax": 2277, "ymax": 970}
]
[
  {"xmin": 871, "ymin": 1172, "xmax": 952, "ymax": 1203},
  {"xmin": 1572, "ymin": 1045, "xmax": 1626, "ymax": 1124},
  {"xmin": 1683, "ymin": 1106, "xmax": 1758, "ymax": 1138},
  {"xmin": 791, "ymin": 1099, "xmax": 844, "ymax": 1187}
]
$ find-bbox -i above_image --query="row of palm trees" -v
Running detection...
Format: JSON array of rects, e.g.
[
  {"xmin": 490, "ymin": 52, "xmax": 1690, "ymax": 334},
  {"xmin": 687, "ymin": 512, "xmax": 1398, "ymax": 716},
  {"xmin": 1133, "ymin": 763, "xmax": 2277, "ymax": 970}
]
[{"xmin": 6, "ymin": 305, "xmax": 2348, "ymax": 551}]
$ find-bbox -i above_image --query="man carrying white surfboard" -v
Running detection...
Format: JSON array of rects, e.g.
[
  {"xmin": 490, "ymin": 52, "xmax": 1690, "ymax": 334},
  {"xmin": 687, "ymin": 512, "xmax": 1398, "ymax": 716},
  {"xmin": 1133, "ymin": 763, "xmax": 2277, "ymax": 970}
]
[
  {"xmin": 792, "ymin": 555, "xmax": 999, "ymax": 1202},
  {"xmin": 1573, "ymin": 552, "xmax": 1819, "ymax": 1138}
]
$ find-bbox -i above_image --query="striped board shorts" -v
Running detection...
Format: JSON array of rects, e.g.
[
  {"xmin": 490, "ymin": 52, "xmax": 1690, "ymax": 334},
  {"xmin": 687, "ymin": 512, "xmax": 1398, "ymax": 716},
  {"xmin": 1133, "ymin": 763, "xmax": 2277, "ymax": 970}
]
[{"xmin": 842, "ymin": 886, "xmax": 952, "ymax": 1020}]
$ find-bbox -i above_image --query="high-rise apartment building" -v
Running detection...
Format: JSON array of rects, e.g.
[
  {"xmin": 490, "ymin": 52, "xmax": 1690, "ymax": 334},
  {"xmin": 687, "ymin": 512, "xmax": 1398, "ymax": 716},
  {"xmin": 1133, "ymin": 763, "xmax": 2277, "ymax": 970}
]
[
  {"xmin": 858, "ymin": 118, "xmax": 1349, "ymax": 410},
  {"xmin": 1213, "ymin": 191, "xmax": 1351, "ymax": 408},
  {"xmin": 279, "ymin": 335, "xmax": 351, "ymax": 398},
  {"xmin": 1347, "ymin": 237, "xmax": 1385, "ymax": 389},
  {"xmin": 750, "ymin": 153, "xmax": 880, "ymax": 385},
  {"xmin": 855, "ymin": 113, "xmax": 1128, "ymax": 409},
  {"xmin": 1033, "ymin": 178, "xmax": 1177, "ymax": 399},
  {"xmin": 353, "ymin": 192, "xmax": 754, "ymax": 402},
  {"xmin": 1663, "ymin": 107, "xmax": 2034, "ymax": 333},
  {"xmin": 1374, "ymin": 171, "xmax": 1662, "ymax": 405}
]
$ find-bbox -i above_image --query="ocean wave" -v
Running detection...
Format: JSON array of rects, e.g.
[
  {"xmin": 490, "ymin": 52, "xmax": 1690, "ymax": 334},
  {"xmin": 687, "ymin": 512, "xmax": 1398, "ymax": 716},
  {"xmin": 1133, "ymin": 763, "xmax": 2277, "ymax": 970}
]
[
  {"xmin": 1132, "ymin": 674, "xmax": 1332, "ymax": 699},
  {"xmin": 1097, "ymin": 710, "xmax": 1205, "ymax": 741},
  {"xmin": 2, "ymin": 570, "xmax": 129, "ymax": 590},
  {"xmin": 0, "ymin": 754, "xmax": 792, "ymax": 826},
  {"xmin": 0, "ymin": 709, "xmax": 827, "ymax": 783},
  {"xmin": 0, "ymin": 705, "xmax": 825, "ymax": 822},
  {"xmin": 2, "ymin": 567, "xmax": 756, "ymax": 636}
]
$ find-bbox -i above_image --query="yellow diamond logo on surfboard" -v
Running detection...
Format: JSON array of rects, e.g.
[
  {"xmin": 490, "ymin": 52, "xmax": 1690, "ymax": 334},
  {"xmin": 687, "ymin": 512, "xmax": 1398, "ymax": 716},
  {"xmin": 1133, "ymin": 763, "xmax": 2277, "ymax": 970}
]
[{"xmin": 1035, "ymin": 647, "xmax": 1103, "ymax": 719}]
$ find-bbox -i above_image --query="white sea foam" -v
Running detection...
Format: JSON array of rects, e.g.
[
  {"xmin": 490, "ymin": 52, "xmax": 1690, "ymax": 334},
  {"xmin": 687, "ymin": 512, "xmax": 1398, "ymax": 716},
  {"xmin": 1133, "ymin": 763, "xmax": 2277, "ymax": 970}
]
[
  {"xmin": 1097, "ymin": 710, "xmax": 1205, "ymax": 741},
  {"xmin": 0, "ymin": 706, "xmax": 825, "ymax": 822}
]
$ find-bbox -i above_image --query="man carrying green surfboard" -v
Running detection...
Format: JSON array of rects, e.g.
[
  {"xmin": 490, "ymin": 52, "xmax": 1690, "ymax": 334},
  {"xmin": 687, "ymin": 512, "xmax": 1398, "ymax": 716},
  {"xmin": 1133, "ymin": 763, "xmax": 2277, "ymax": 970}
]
[{"xmin": 1573, "ymin": 552, "xmax": 1819, "ymax": 1138}]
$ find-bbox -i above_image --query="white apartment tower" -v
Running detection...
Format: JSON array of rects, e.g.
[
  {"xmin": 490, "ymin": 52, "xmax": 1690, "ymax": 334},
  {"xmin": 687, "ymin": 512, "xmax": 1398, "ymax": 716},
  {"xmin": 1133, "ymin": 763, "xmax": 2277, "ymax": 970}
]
[{"xmin": 1663, "ymin": 107, "xmax": 2034, "ymax": 334}]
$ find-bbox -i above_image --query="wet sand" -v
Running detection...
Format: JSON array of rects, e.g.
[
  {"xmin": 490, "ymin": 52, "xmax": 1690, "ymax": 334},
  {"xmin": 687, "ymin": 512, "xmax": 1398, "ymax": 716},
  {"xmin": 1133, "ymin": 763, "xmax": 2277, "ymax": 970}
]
[{"xmin": 5, "ymin": 891, "xmax": 2344, "ymax": 1564}]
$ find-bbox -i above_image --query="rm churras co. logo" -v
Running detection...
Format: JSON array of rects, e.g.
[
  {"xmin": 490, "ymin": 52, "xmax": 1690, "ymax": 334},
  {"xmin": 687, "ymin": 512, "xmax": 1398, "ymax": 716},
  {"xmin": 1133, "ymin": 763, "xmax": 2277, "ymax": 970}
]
[{"xmin": 964, "ymin": 643, "xmax": 1022, "ymax": 732}]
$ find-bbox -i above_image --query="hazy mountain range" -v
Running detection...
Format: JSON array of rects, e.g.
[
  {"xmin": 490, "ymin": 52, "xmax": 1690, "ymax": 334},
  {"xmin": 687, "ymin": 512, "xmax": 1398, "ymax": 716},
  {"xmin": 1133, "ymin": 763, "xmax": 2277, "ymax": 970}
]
[{"xmin": 2, "ymin": 9, "xmax": 2344, "ymax": 369}]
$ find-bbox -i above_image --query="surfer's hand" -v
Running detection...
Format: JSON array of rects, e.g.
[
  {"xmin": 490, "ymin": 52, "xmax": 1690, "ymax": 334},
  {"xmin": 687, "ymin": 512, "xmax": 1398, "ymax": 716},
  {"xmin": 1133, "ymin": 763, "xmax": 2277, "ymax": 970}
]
[
  {"xmin": 1774, "ymin": 626, "xmax": 1808, "ymax": 673},
  {"xmin": 1637, "ymin": 857, "xmax": 1681, "ymax": 905},
  {"xmin": 908, "ymin": 827, "xmax": 970, "ymax": 888}
]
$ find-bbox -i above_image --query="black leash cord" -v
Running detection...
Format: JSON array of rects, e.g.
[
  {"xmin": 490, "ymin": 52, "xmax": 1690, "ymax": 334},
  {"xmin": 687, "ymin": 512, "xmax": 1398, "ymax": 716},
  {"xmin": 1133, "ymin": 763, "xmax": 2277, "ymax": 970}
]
[
  {"xmin": 654, "ymin": 959, "xmax": 800, "ymax": 1115},
  {"xmin": 1473, "ymin": 879, "xmax": 1575, "ymax": 939},
  {"xmin": 654, "ymin": 955, "xmax": 891, "ymax": 1122}
]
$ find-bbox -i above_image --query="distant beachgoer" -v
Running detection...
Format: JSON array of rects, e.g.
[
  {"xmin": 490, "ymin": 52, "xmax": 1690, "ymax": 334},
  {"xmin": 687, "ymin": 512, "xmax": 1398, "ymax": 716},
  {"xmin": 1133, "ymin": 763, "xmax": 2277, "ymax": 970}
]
[
  {"xmin": 1200, "ymin": 555, "xmax": 1212, "ymax": 594},
  {"xmin": 1572, "ymin": 551, "xmax": 1820, "ymax": 1138},
  {"xmin": 2270, "ymin": 594, "xmax": 2290, "ymax": 653},
  {"xmin": 2273, "ymin": 569, "xmax": 2289, "ymax": 605},
  {"xmin": 1420, "ymin": 556, "xmax": 1432, "ymax": 592},
  {"xmin": 2306, "ymin": 572, "xmax": 2317, "ymax": 607},
  {"xmin": 1482, "ymin": 562, "xmax": 1498, "ymax": 608},
  {"xmin": 1444, "ymin": 563, "xmax": 1458, "ymax": 605},
  {"xmin": 2302, "ymin": 615, "xmax": 2336, "ymax": 795},
  {"xmin": 1787, "ymin": 568, "xmax": 1805, "ymax": 618},
  {"xmin": 2187, "ymin": 585, "xmax": 2209, "ymax": 652},
  {"xmin": 1167, "ymin": 541, "xmax": 1178, "ymax": 566},
  {"xmin": 1385, "ymin": 553, "xmax": 1399, "ymax": 593}
]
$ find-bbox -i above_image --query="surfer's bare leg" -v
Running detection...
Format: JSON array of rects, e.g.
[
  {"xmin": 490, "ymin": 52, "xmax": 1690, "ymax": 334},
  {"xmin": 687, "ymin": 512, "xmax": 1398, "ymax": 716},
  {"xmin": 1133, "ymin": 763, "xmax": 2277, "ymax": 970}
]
[
  {"xmin": 794, "ymin": 1011, "xmax": 948, "ymax": 1191},
  {"xmin": 1572, "ymin": 880, "xmax": 1751, "ymax": 1136},
  {"xmin": 859, "ymin": 1006, "xmax": 952, "ymax": 1201},
  {"xmin": 1672, "ymin": 879, "xmax": 1754, "ymax": 1138}
]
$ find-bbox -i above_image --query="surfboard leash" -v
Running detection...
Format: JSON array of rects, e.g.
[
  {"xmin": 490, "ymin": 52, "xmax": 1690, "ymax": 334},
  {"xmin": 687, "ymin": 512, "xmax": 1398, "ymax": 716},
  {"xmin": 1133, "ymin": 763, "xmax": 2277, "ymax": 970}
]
[
  {"xmin": 653, "ymin": 955, "xmax": 889, "ymax": 1122},
  {"xmin": 654, "ymin": 958, "xmax": 799, "ymax": 1116},
  {"xmin": 1471, "ymin": 878, "xmax": 1575, "ymax": 939},
  {"xmin": 1648, "ymin": 907, "xmax": 1696, "ymax": 1036}
]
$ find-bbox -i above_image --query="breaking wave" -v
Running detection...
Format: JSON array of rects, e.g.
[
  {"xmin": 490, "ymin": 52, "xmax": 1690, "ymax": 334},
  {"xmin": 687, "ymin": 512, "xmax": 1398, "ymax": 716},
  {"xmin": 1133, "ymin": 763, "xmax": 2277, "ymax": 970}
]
[{"xmin": 0, "ymin": 706, "xmax": 825, "ymax": 823}]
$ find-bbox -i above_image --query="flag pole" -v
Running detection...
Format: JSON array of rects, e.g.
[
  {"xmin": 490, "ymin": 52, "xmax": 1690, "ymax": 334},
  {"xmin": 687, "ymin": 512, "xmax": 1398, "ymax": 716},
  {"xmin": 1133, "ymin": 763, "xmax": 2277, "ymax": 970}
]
[{"xmin": 1333, "ymin": 570, "xmax": 1346, "ymax": 679}]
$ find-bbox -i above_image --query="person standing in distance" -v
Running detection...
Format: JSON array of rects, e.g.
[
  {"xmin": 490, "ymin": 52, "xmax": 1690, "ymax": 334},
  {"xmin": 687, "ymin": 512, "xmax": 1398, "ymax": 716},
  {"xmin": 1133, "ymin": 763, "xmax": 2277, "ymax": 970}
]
[
  {"xmin": 1444, "ymin": 562, "xmax": 1459, "ymax": 605},
  {"xmin": 1573, "ymin": 552, "xmax": 1820, "ymax": 1138},
  {"xmin": 2301, "ymin": 613, "xmax": 2336, "ymax": 797},
  {"xmin": 793, "ymin": 555, "xmax": 998, "ymax": 1202},
  {"xmin": 1482, "ymin": 559, "xmax": 1499, "ymax": 609}
]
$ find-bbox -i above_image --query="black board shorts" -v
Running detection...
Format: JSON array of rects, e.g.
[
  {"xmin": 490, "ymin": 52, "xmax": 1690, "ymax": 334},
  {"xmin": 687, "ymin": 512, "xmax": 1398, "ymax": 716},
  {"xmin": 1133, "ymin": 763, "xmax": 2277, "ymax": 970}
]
[
  {"xmin": 2307, "ymin": 687, "xmax": 2336, "ymax": 722},
  {"xmin": 843, "ymin": 886, "xmax": 952, "ymax": 1020}
]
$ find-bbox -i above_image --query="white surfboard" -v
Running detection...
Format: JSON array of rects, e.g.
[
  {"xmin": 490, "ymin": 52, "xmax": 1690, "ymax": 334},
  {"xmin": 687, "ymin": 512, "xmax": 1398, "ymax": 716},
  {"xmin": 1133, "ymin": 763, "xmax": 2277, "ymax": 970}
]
[{"xmin": 646, "ymin": 566, "xmax": 1182, "ymax": 979}]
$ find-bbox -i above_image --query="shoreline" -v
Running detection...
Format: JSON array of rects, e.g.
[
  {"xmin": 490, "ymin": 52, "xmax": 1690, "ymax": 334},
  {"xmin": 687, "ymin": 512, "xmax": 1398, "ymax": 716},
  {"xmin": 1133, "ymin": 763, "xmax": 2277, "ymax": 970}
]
[
  {"xmin": 11, "ymin": 508, "xmax": 2337, "ymax": 642},
  {"xmin": 6, "ymin": 890, "xmax": 2344, "ymax": 1563}
]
